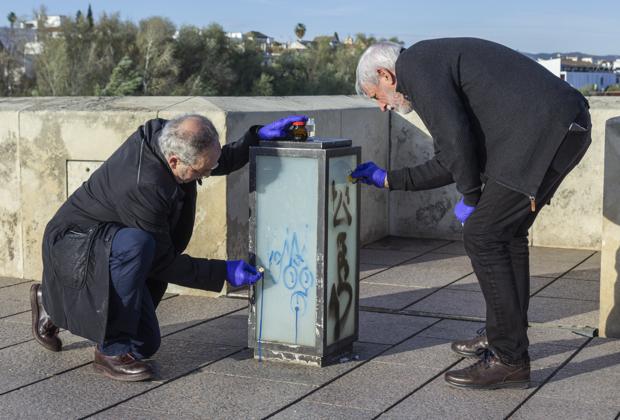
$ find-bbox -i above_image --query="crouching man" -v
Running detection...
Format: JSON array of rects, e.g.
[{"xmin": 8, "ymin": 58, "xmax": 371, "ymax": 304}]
[{"xmin": 30, "ymin": 114, "xmax": 306, "ymax": 381}]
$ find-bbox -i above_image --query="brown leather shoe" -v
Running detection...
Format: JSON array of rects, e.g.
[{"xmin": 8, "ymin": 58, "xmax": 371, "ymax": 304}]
[
  {"xmin": 445, "ymin": 350, "xmax": 530, "ymax": 390},
  {"xmin": 451, "ymin": 327, "xmax": 488, "ymax": 357},
  {"xmin": 93, "ymin": 349, "xmax": 154, "ymax": 382},
  {"xmin": 30, "ymin": 283, "xmax": 62, "ymax": 352}
]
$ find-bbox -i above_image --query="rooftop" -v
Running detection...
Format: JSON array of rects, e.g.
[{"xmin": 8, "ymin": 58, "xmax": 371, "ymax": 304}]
[{"xmin": 0, "ymin": 237, "xmax": 617, "ymax": 419}]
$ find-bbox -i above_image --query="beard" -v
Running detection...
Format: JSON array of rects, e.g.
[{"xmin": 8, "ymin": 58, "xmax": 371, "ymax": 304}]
[{"xmin": 388, "ymin": 91, "xmax": 413, "ymax": 114}]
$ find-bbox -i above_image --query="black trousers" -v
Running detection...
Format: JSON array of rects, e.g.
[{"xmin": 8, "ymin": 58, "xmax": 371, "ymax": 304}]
[{"xmin": 463, "ymin": 107, "xmax": 591, "ymax": 364}]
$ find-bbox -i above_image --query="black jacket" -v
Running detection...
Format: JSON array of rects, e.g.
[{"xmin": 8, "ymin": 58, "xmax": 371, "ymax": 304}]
[
  {"xmin": 42, "ymin": 118, "xmax": 259, "ymax": 343},
  {"xmin": 387, "ymin": 38, "xmax": 588, "ymax": 205}
]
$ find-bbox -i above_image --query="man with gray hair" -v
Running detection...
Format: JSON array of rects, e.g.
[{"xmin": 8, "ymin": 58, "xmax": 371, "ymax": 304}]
[
  {"xmin": 32, "ymin": 113, "xmax": 306, "ymax": 381},
  {"xmin": 351, "ymin": 38, "xmax": 590, "ymax": 389}
]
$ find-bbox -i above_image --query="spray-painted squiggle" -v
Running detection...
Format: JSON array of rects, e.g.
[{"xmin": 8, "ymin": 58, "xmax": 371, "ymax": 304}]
[{"xmin": 267, "ymin": 229, "xmax": 315, "ymax": 343}]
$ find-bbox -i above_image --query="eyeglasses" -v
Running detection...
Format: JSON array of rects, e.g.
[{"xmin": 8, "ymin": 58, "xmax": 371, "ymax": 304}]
[{"xmin": 186, "ymin": 161, "xmax": 219, "ymax": 178}]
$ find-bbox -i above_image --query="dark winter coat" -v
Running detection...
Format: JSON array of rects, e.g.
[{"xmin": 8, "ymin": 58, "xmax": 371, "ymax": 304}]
[
  {"xmin": 387, "ymin": 37, "xmax": 589, "ymax": 205},
  {"xmin": 41, "ymin": 118, "xmax": 259, "ymax": 343}
]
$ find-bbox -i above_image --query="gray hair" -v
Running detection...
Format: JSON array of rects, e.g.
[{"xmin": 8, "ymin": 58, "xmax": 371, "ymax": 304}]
[
  {"xmin": 158, "ymin": 114, "xmax": 219, "ymax": 164},
  {"xmin": 355, "ymin": 41, "xmax": 403, "ymax": 96}
]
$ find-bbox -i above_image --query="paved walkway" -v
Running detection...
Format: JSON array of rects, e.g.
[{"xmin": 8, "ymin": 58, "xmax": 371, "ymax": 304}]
[{"xmin": 0, "ymin": 237, "xmax": 618, "ymax": 419}]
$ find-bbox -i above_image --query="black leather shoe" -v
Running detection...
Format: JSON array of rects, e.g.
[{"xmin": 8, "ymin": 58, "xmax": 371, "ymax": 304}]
[
  {"xmin": 451, "ymin": 327, "xmax": 488, "ymax": 357},
  {"xmin": 30, "ymin": 283, "xmax": 62, "ymax": 352},
  {"xmin": 445, "ymin": 350, "xmax": 530, "ymax": 390},
  {"xmin": 93, "ymin": 349, "xmax": 154, "ymax": 382}
]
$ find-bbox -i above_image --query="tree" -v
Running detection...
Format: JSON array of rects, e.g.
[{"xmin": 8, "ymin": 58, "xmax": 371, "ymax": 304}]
[
  {"xmin": 87, "ymin": 4, "xmax": 94, "ymax": 28},
  {"xmin": 136, "ymin": 17, "xmax": 178, "ymax": 95},
  {"xmin": 99, "ymin": 55, "xmax": 142, "ymax": 95},
  {"xmin": 294, "ymin": 23, "xmax": 306, "ymax": 40},
  {"xmin": 7, "ymin": 12, "xmax": 17, "ymax": 28}
]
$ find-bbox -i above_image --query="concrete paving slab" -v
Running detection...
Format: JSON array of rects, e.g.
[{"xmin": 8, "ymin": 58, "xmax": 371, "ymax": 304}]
[
  {"xmin": 416, "ymin": 319, "xmax": 485, "ymax": 341},
  {"xmin": 271, "ymin": 401, "xmax": 377, "ymax": 420},
  {"xmin": 165, "ymin": 312, "xmax": 248, "ymax": 347},
  {"xmin": 156, "ymin": 295, "xmax": 247, "ymax": 336},
  {"xmin": 379, "ymin": 360, "xmax": 531, "ymax": 419},
  {"xmin": 432, "ymin": 240, "xmax": 467, "ymax": 256},
  {"xmin": 358, "ymin": 312, "xmax": 439, "ymax": 345},
  {"xmin": 0, "ymin": 278, "xmax": 32, "ymax": 288},
  {"xmin": 562, "ymin": 252, "xmax": 601, "ymax": 281},
  {"xmin": 362, "ymin": 253, "xmax": 473, "ymax": 288},
  {"xmin": 307, "ymin": 361, "xmax": 440, "ymax": 413},
  {"xmin": 526, "ymin": 327, "xmax": 589, "ymax": 349},
  {"xmin": 0, "ymin": 312, "xmax": 33, "ymax": 349},
  {"xmin": 535, "ymin": 278, "xmax": 600, "ymax": 301},
  {"xmin": 404, "ymin": 289, "xmax": 486, "ymax": 319},
  {"xmin": 529, "ymin": 296, "xmax": 599, "ymax": 327},
  {"xmin": 557, "ymin": 338, "xmax": 620, "ymax": 377},
  {"xmin": 534, "ymin": 368, "xmax": 620, "ymax": 408},
  {"xmin": 360, "ymin": 283, "xmax": 434, "ymax": 310},
  {"xmin": 375, "ymin": 335, "xmax": 461, "ymax": 367},
  {"xmin": 0, "ymin": 331, "xmax": 93, "ymax": 395},
  {"xmin": 0, "ymin": 341, "xmax": 240, "ymax": 418},
  {"xmin": 511, "ymin": 395, "xmax": 620, "ymax": 420},
  {"xmin": 0, "ymin": 282, "xmax": 33, "ymax": 318},
  {"xmin": 203, "ymin": 341, "xmax": 388, "ymax": 387},
  {"xmin": 92, "ymin": 406, "xmax": 204, "ymax": 420},
  {"xmin": 529, "ymin": 247, "xmax": 594, "ymax": 278},
  {"xmin": 126, "ymin": 369, "xmax": 316, "ymax": 420},
  {"xmin": 447, "ymin": 273, "xmax": 555, "ymax": 295},
  {"xmin": 360, "ymin": 263, "xmax": 390, "ymax": 280},
  {"xmin": 363, "ymin": 237, "xmax": 449, "ymax": 253},
  {"xmin": 359, "ymin": 248, "xmax": 422, "ymax": 266}
]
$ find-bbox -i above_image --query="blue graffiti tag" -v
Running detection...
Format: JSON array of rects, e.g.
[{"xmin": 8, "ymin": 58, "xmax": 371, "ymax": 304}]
[{"xmin": 267, "ymin": 229, "xmax": 315, "ymax": 344}]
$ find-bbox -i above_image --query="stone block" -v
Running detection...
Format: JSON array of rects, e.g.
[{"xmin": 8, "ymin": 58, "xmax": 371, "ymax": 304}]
[
  {"xmin": 416, "ymin": 319, "xmax": 485, "ymax": 341},
  {"xmin": 529, "ymin": 247, "xmax": 594, "ymax": 278},
  {"xmin": 600, "ymin": 118, "xmax": 620, "ymax": 336},
  {"xmin": 0, "ymin": 312, "xmax": 32, "ymax": 349},
  {"xmin": 359, "ymin": 263, "xmax": 389, "ymax": 279},
  {"xmin": 388, "ymin": 112, "xmax": 461, "ymax": 240}
]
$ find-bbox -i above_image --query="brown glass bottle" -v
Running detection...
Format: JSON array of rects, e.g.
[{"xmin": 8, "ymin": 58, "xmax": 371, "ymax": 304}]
[{"xmin": 290, "ymin": 121, "xmax": 308, "ymax": 141}]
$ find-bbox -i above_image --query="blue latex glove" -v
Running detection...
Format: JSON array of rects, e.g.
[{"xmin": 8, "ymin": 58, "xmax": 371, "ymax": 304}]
[
  {"xmin": 454, "ymin": 197, "xmax": 476, "ymax": 225},
  {"xmin": 226, "ymin": 260, "xmax": 263, "ymax": 287},
  {"xmin": 351, "ymin": 161, "xmax": 387, "ymax": 188},
  {"xmin": 258, "ymin": 115, "xmax": 308, "ymax": 140}
]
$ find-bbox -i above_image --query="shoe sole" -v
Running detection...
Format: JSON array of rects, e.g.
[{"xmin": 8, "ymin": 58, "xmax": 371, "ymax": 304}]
[
  {"xmin": 445, "ymin": 379, "xmax": 530, "ymax": 390},
  {"xmin": 451, "ymin": 347, "xmax": 487, "ymax": 358},
  {"xmin": 30, "ymin": 284, "xmax": 61, "ymax": 352},
  {"xmin": 92, "ymin": 362, "xmax": 153, "ymax": 382}
]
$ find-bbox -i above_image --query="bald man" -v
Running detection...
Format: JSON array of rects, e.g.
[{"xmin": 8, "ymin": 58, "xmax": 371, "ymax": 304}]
[{"xmin": 33, "ymin": 114, "xmax": 305, "ymax": 381}]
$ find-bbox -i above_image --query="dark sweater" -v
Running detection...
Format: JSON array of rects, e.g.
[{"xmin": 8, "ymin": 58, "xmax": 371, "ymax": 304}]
[{"xmin": 387, "ymin": 37, "xmax": 588, "ymax": 205}]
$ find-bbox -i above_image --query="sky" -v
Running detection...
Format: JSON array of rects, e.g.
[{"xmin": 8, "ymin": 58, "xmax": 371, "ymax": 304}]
[{"xmin": 1, "ymin": 0, "xmax": 619, "ymax": 55}]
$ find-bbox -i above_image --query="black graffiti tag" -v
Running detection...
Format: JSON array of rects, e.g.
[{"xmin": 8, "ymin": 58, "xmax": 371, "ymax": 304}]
[{"xmin": 329, "ymin": 180, "xmax": 353, "ymax": 341}]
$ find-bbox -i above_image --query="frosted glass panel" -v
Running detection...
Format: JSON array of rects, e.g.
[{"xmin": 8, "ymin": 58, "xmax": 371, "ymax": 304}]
[
  {"xmin": 326, "ymin": 155, "xmax": 358, "ymax": 346},
  {"xmin": 255, "ymin": 155, "xmax": 318, "ymax": 346}
]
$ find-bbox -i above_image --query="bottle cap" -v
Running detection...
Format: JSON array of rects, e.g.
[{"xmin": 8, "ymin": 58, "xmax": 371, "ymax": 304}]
[{"xmin": 292, "ymin": 121, "xmax": 306, "ymax": 126}]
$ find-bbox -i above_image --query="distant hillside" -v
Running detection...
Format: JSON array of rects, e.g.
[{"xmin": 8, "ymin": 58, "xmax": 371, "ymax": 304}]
[{"xmin": 523, "ymin": 51, "xmax": 620, "ymax": 62}]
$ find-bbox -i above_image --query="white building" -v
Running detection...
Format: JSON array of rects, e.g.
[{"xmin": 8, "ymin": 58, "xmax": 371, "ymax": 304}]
[{"xmin": 538, "ymin": 57, "xmax": 619, "ymax": 91}]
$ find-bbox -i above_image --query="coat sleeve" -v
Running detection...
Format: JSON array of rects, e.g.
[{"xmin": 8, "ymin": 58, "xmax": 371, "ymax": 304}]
[
  {"xmin": 387, "ymin": 157, "xmax": 454, "ymax": 191},
  {"xmin": 118, "ymin": 182, "xmax": 227, "ymax": 292},
  {"xmin": 211, "ymin": 126, "xmax": 261, "ymax": 176},
  {"xmin": 397, "ymin": 46, "xmax": 482, "ymax": 205}
]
